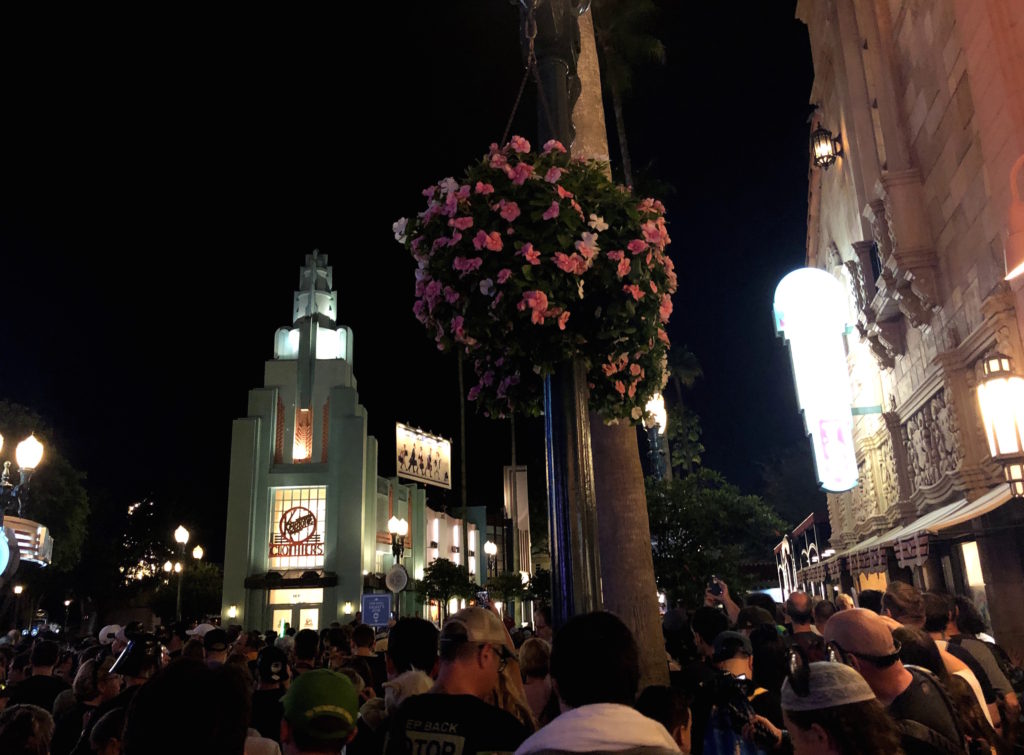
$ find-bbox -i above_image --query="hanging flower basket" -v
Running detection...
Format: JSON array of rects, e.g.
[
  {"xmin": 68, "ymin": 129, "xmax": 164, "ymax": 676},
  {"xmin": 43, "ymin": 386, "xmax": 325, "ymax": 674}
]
[{"xmin": 394, "ymin": 136, "xmax": 676, "ymax": 422}]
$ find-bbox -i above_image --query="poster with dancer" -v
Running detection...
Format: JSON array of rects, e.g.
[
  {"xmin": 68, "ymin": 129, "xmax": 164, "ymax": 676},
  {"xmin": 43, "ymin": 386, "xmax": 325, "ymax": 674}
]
[{"xmin": 396, "ymin": 422, "xmax": 452, "ymax": 490}]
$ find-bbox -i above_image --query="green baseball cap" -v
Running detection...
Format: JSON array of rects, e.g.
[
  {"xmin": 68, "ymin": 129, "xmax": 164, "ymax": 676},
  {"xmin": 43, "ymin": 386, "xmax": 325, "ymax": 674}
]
[{"xmin": 281, "ymin": 669, "xmax": 359, "ymax": 742}]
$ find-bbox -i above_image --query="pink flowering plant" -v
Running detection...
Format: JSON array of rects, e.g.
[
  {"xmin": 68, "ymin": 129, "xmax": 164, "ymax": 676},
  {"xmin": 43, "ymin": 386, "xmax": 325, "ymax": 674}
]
[{"xmin": 394, "ymin": 136, "xmax": 677, "ymax": 422}]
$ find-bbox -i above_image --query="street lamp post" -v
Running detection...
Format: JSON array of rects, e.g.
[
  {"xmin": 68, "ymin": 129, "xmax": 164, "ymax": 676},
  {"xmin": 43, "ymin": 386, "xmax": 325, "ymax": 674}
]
[
  {"xmin": 0, "ymin": 433, "xmax": 44, "ymax": 524},
  {"xmin": 388, "ymin": 516, "xmax": 408, "ymax": 564},
  {"xmin": 484, "ymin": 540, "xmax": 498, "ymax": 579},
  {"xmin": 173, "ymin": 526, "xmax": 189, "ymax": 621},
  {"xmin": 643, "ymin": 393, "xmax": 671, "ymax": 481}
]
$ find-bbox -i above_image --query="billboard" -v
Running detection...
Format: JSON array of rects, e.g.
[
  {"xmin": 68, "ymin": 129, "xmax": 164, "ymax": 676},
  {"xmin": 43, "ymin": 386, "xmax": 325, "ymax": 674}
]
[
  {"xmin": 396, "ymin": 423, "xmax": 452, "ymax": 489},
  {"xmin": 774, "ymin": 268, "xmax": 858, "ymax": 492}
]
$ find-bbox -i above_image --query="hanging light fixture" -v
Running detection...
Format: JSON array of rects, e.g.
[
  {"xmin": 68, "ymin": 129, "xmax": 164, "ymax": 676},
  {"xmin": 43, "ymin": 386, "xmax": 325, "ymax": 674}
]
[
  {"xmin": 976, "ymin": 353, "xmax": 1024, "ymax": 497},
  {"xmin": 810, "ymin": 124, "xmax": 843, "ymax": 170}
]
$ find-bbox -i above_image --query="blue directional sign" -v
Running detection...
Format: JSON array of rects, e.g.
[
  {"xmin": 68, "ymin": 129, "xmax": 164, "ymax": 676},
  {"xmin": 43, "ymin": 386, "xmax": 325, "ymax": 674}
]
[{"xmin": 361, "ymin": 594, "xmax": 392, "ymax": 627}]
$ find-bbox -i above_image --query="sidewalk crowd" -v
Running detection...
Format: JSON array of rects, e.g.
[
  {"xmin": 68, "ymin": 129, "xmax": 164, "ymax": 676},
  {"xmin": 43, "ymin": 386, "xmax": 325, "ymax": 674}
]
[{"xmin": 0, "ymin": 579, "xmax": 1021, "ymax": 754}]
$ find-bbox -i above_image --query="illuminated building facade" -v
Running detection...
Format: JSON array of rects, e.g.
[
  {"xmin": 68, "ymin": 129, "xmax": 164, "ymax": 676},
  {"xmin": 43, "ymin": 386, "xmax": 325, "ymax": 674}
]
[
  {"xmin": 783, "ymin": 0, "xmax": 1024, "ymax": 652},
  {"xmin": 221, "ymin": 253, "xmax": 484, "ymax": 631}
]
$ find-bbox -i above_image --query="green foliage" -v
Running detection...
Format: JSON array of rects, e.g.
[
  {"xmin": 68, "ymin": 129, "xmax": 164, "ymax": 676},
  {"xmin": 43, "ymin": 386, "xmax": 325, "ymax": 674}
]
[
  {"xmin": 150, "ymin": 560, "xmax": 223, "ymax": 624},
  {"xmin": 646, "ymin": 469, "xmax": 786, "ymax": 608},
  {"xmin": 592, "ymin": 0, "xmax": 666, "ymax": 97},
  {"xmin": 0, "ymin": 401, "xmax": 90, "ymax": 572},
  {"xmin": 757, "ymin": 444, "xmax": 827, "ymax": 528},
  {"xmin": 526, "ymin": 566, "xmax": 551, "ymax": 604},
  {"xmin": 419, "ymin": 558, "xmax": 477, "ymax": 619},
  {"xmin": 486, "ymin": 570, "xmax": 526, "ymax": 605}
]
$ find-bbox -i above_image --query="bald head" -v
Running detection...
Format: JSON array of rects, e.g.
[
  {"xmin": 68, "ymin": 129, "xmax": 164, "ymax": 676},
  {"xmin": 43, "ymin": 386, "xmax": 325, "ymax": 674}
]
[
  {"xmin": 785, "ymin": 592, "xmax": 813, "ymax": 626},
  {"xmin": 824, "ymin": 608, "xmax": 898, "ymax": 659}
]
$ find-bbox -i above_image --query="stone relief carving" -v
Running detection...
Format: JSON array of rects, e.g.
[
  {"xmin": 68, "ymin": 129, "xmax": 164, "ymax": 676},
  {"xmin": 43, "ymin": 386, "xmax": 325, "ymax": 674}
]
[
  {"xmin": 899, "ymin": 389, "xmax": 964, "ymax": 492},
  {"xmin": 878, "ymin": 433, "xmax": 899, "ymax": 508}
]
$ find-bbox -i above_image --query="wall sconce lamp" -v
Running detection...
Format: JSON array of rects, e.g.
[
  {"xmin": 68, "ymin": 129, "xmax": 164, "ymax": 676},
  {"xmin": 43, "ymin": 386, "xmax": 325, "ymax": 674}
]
[
  {"xmin": 810, "ymin": 125, "xmax": 843, "ymax": 170},
  {"xmin": 976, "ymin": 353, "xmax": 1024, "ymax": 497}
]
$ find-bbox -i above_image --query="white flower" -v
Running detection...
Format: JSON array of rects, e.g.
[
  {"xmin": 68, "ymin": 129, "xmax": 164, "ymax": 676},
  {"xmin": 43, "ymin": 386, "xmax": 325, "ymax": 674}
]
[
  {"xmin": 393, "ymin": 217, "xmax": 408, "ymax": 244},
  {"xmin": 631, "ymin": 406, "xmax": 644, "ymax": 421},
  {"xmin": 588, "ymin": 214, "xmax": 609, "ymax": 232},
  {"xmin": 438, "ymin": 177, "xmax": 459, "ymax": 194}
]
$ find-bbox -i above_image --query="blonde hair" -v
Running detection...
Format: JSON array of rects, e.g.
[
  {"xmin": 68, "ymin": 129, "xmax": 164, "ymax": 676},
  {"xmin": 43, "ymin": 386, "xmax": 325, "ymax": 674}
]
[
  {"xmin": 519, "ymin": 638, "xmax": 551, "ymax": 679},
  {"xmin": 835, "ymin": 594, "xmax": 854, "ymax": 611}
]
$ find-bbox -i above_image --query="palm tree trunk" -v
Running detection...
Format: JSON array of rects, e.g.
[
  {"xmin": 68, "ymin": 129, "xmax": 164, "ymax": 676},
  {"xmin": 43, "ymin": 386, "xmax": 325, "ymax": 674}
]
[
  {"xmin": 610, "ymin": 83, "xmax": 634, "ymax": 188},
  {"xmin": 590, "ymin": 415, "xmax": 669, "ymax": 689}
]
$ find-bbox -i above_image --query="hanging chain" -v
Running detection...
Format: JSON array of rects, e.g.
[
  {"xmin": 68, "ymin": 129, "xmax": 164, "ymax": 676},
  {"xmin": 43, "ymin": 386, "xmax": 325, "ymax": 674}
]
[{"xmin": 501, "ymin": 0, "xmax": 539, "ymax": 147}]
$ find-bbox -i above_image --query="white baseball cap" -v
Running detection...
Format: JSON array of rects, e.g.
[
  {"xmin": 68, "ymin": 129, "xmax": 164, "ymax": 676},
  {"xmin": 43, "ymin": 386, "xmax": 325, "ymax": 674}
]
[
  {"xmin": 186, "ymin": 622, "xmax": 216, "ymax": 638},
  {"xmin": 98, "ymin": 624, "xmax": 122, "ymax": 646}
]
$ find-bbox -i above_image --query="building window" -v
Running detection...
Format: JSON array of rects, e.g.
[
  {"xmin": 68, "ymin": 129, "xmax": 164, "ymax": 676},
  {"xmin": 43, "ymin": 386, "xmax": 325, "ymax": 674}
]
[
  {"xmin": 293, "ymin": 408, "xmax": 313, "ymax": 462},
  {"xmin": 269, "ymin": 487, "xmax": 326, "ymax": 571}
]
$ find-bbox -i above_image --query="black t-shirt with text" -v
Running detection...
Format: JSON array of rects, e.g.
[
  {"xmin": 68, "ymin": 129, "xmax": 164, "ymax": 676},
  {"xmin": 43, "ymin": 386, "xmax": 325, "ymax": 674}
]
[{"xmin": 385, "ymin": 692, "xmax": 531, "ymax": 755}]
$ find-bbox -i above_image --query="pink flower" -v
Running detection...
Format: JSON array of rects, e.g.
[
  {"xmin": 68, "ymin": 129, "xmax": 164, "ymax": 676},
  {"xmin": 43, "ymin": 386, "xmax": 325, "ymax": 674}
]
[
  {"xmin": 506, "ymin": 162, "xmax": 534, "ymax": 185},
  {"xmin": 489, "ymin": 152, "xmax": 508, "ymax": 169},
  {"xmin": 453, "ymin": 256, "xmax": 483, "ymax": 274},
  {"xmin": 556, "ymin": 185, "xmax": 574, "ymax": 199},
  {"xmin": 480, "ymin": 370, "xmax": 495, "ymax": 386},
  {"xmin": 553, "ymin": 252, "xmax": 585, "ymax": 275},
  {"xmin": 496, "ymin": 200, "xmax": 521, "ymax": 222},
  {"xmin": 614, "ymin": 380, "xmax": 626, "ymax": 396},
  {"xmin": 628, "ymin": 382, "xmax": 637, "ymax": 398},
  {"xmin": 497, "ymin": 268, "xmax": 512, "ymax": 284},
  {"xmin": 491, "ymin": 291, "xmax": 504, "ymax": 308},
  {"xmin": 456, "ymin": 185, "xmax": 471, "ymax": 200},
  {"xmin": 629, "ymin": 363, "xmax": 643, "ymax": 377},
  {"xmin": 606, "ymin": 250, "xmax": 624, "ymax": 261},
  {"xmin": 517, "ymin": 290, "xmax": 550, "ymax": 324},
  {"xmin": 602, "ymin": 363, "xmax": 618, "ymax": 377},
  {"xmin": 575, "ymin": 232, "xmax": 599, "ymax": 259},
  {"xmin": 509, "ymin": 135, "xmax": 531, "ymax": 153},
  {"xmin": 475, "ymin": 181, "xmax": 494, "ymax": 195},
  {"xmin": 468, "ymin": 385, "xmax": 481, "ymax": 401},
  {"xmin": 444, "ymin": 286, "xmax": 461, "ymax": 304},
  {"xmin": 544, "ymin": 167, "xmax": 563, "ymax": 183},
  {"xmin": 616, "ymin": 257, "xmax": 631, "ymax": 278},
  {"xmin": 659, "ymin": 294, "xmax": 673, "ymax": 322},
  {"xmin": 638, "ymin": 197, "xmax": 666, "ymax": 214},
  {"xmin": 642, "ymin": 220, "xmax": 669, "ymax": 246},
  {"xmin": 623, "ymin": 284, "xmax": 645, "ymax": 301},
  {"xmin": 628, "ymin": 239, "xmax": 648, "ymax": 255},
  {"xmin": 542, "ymin": 201, "xmax": 560, "ymax": 220},
  {"xmin": 449, "ymin": 216, "xmax": 474, "ymax": 231},
  {"xmin": 557, "ymin": 310, "xmax": 570, "ymax": 330},
  {"xmin": 473, "ymin": 230, "xmax": 503, "ymax": 252},
  {"xmin": 542, "ymin": 139, "xmax": 567, "ymax": 154},
  {"xmin": 650, "ymin": 281, "xmax": 659, "ymax": 293},
  {"xmin": 517, "ymin": 243, "xmax": 541, "ymax": 265},
  {"xmin": 658, "ymin": 328, "xmax": 670, "ymax": 344}
]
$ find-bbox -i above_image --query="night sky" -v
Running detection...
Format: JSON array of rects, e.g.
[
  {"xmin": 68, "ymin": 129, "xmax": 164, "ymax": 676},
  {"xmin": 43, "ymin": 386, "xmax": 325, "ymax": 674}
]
[{"xmin": 0, "ymin": 2, "xmax": 814, "ymax": 562}]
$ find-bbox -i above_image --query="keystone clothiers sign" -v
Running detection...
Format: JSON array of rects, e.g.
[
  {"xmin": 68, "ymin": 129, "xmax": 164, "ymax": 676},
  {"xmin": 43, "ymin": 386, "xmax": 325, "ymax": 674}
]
[{"xmin": 269, "ymin": 505, "xmax": 324, "ymax": 560}]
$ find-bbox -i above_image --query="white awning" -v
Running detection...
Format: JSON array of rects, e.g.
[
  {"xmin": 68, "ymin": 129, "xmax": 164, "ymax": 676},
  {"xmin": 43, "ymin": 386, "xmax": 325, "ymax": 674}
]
[{"xmin": 827, "ymin": 484, "xmax": 1015, "ymax": 568}]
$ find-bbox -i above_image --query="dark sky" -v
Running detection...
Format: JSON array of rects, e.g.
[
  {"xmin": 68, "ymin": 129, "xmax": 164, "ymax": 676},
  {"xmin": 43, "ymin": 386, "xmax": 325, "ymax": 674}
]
[{"xmin": 0, "ymin": 2, "xmax": 814, "ymax": 561}]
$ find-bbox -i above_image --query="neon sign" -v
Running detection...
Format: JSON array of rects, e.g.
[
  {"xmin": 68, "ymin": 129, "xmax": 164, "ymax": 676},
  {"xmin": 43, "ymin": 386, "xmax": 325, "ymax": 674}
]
[{"xmin": 774, "ymin": 268, "xmax": 858, "ymax": 492}]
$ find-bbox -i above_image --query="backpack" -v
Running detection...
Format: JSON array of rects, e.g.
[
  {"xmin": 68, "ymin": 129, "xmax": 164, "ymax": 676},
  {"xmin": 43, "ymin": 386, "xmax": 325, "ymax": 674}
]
[
  {"xmin": 948, "ymin": 635, "xmax": 1024, "ymax": 698},
  {"xmin": 897, "ymin": 666, "xmax": 969, "ymax": 755}
]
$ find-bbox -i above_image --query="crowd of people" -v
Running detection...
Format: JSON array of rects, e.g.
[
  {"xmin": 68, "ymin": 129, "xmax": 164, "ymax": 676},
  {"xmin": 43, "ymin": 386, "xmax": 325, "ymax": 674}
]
[{"xmin": 0, "ymin": 581, "xmax": 1020, "ymax": 754}]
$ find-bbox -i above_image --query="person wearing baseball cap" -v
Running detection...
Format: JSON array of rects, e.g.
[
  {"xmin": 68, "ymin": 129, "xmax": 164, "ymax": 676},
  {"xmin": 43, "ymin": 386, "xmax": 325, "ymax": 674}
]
[
  {"xmin": 385, "ymin": 607, "xmax": 532, "ymax": 755},
  {"xmin": 97, "ymin": 624, "xmax": 122, "ymax": 648},
  {"xmin": 280, "ymin": 668, "xmax": 359, "ymax": 754},
  {"xmin": 825, "ymin": 608, "xmax": 964, "ymax": 754},
  {"xmin": 251, "ymin": 645, "xmax": 289, "ymax": 742},
  {"xmin": 203, "ymin": 628, "xmax": 230, "ymax": 668}
]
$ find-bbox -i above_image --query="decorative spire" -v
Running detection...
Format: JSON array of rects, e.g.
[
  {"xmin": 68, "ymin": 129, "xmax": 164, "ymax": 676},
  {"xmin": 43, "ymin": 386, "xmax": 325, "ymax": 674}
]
[{"xmin": 293, "ymin": 251, "xmax": 337, "ymax": 327}]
